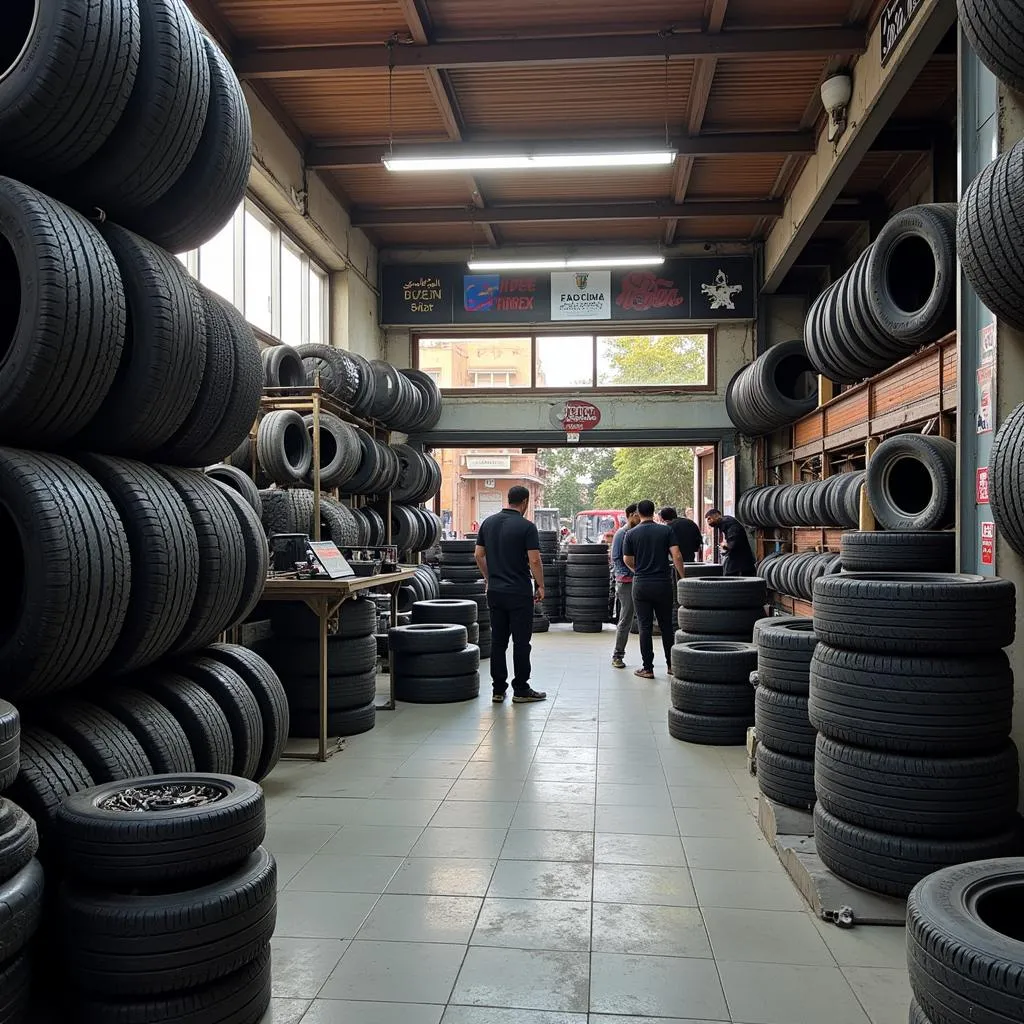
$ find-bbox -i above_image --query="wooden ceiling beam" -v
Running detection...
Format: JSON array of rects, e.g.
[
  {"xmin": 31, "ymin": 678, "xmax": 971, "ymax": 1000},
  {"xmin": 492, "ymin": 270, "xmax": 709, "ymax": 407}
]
[
  {"xmin": 351, "ymin": 199, "xmax": 783, "ymax": 226},
  {"xmin": 236, "ymin": 27, "xmax": 866, "ymax": 78}
]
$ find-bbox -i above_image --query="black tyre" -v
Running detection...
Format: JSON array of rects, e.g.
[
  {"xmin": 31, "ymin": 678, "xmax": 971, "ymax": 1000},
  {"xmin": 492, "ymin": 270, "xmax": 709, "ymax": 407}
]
[
  {"xmin": 281, "ymin": 669, "xmax": 377, "ymax": 713},
  {"xmin": 670, "ymin": 680, "xmax": 753, "ymax": 715},
  {"xmin": 440, "ymin": 540, "xmax": 476, "ymax": 554},
  {"xmin": 809, "ymin": 643, "xmax": 1013, "ymax": 754},
  {"xmin": 0, "ymin": 952, "xmax": 31, "ymax": 1024},
  {"xmin": 262, "ymin": 634, "xmax": 378, "ymax": 677},
  {"xmin": 76, "ymin": 945, "xmax": 271, "ymax": 1024},
  {"xmin": 206, "ymin": 644, "xmax": 289, "ymax": 782},
  {"xmin": 90, "ymin": 687, "xmax": 196, "ymax": 775},
  {"xmin": 677, "ymin": 577, "xmax": 767, "ymax": 610},
  {"xmin": 907, "ymin": 857, "xmax": 1024, "ymax": 1024},
  {"xmin": 755, "ymin": 618, "xmax": 816, "ymax": 695},
  {"xmin": 271, "ymin": 597, "xmax": 376, "ymax": 640},
  {"xmin": 394, "ymin": 673, "xmax": 481, "ymax": 704},
  {"xmin": 756, "ymin": 745, "xmax": 816, "ymax": 810},
  {"xmin": 259, "ymin": 487, "xmax": 314, "ymax": 537},
  {"xmin": 0, "ymin": 859, "xmax": 42, "ymax": 966},
  {"xmin": 0, "ymin": 700, "xmax": 20, "ymax": 792},
  {"xmin": 389, "ymin": 623, "xmax": 467, "ymax": 654},
  {"xmin": 393, "ymin": 645, "xmax": 480, "ymax": 678},
  {"xmin": 815, "ymin": 736, "xmax": 1018, "ymax": 839},
  {"xmin": 839, "ymin": 530, "xmax": 955, "ymax": 572},
  {"xmin": 304, "ymin": 413, "xmax": 361, "ymax": 491},
  {"xmin": 78, "ymin": 454, "xmax": 200, "ymax": 674},
  {"xmin": 670, "ymin": 642, "xmax": 757, "ymax": 683},
  {"xmin": 990, "ymin": 401, "xmax": 1024, "ymax": 562},
  {"xmin": 55, "ymin": 774, "xmax": 264, "ymax": 886},
  {"xmin": 812, "ymin": 573, "xmax": 1015, "ymax": 655},
  {"xmin": 412, "ymin": 599, "xmax": 478, "ymax": 626},
  {"xmin": 218, "ymin": 486, "xmax": 269, "ymax": 630},
  {"xmin": 257, "ymin": 410, "xmax": 312, "ymax": 485},
  {"xmin": 572, "ymin": 621, "xmax": 604, "ymax": 633},
  {"xmin": 440, "ymin": 580, "xmax": 486, "ymax": 599},
  {"xmin": 157, "ymin": 468, "xmax": 247, "ymax": 653},
  {"xmin": 205, "ymin": 465, "xmax": 262, "ymax": 518},
  {"xmin": 42, "ymin": 700, "xmax": 152, "ymax": 783},
  {"xmin": 176, "ymin": 657, "xmax": 264, "ymax": 781},
  {"xmin": 63, "ymin": 847, "xmax": 276, "ymax": 996},
  {"xmin": 754, "ymin": 688, "xmax": 816, "ymax": 757},
  {"xmin": 865, "ymin": 435, "xmax": 956, "ymax": 531},
  {"xmin": 136, "ymin": 36, "xmax": 251, "ymax": 253},
  {"xmin": 813, "ymin": 804, "xmax": 1022, "ymax": 898},
  {"xmin": 677, "ymin": 607, "xmax": 761, "ymax": 636},
  {"xmin": 144, "ymin": 674, "xmax": 234, "ymax": 775},
  {"xmin": 0, "ymin": 451, "xmax": 131, "ymax": 698},
  {"xmin": 8, "ymin": 728, "xmax": 95, "ymax": 833},
  {"xmin": 667, "ymin": 708, "xmax": 750, "ymax": 745},
  {"xmin": 290, "ymin": 702, "xmax": 376, "ymax": 738},
  {"xmin": 0, "ymin": 800, "xmax": 38, "ymax": 883},
  {"xmin": 69, "ymin": 0, "xmax": 211, "ymax": 221},
  {"xmin": 725, "ymin": 339, "xmax": 817, "ymax": 436},
  {"xmin": 0, "ymin": 178, "xmax": 126, "ymax": 445},
  {"xmin": 674, "ymin": 630, "xmax": 752, "ymax": 645}
]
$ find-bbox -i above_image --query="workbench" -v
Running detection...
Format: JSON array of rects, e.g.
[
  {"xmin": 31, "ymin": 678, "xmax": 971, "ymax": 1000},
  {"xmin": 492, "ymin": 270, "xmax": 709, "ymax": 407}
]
[{"xmin": 260, "ymin": 569, "xmax": 416, "ymax": 761}]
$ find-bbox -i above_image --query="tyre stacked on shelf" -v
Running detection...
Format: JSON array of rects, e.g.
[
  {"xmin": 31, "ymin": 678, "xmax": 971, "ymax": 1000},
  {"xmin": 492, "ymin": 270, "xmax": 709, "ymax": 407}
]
[
  {"xmin": 675, "ymin": 577, "xmax": 767, "ymax": 645},
  {"xmin": 839, "ymin": 530, "xmax": 955, "ymax": 572},
  {"xmin": 438, "ymin": 542, "xmax": 491, "ymax": 659},
  {"xmin": 390, "ymin": 625, "xmax": 481, "ymax": 703},
  {"xmin": 865, "ymin": 435, "xmax": 956, "ymax": 531},
  {"xmin": 808, "ymin": 572, "xmax": 1021, "ymax": 897},
  {"xmin": 725, "ymin": 339, "xmax": 819, "ymax": 437},
  {"xmin": 738, "ymin": 474, "xmax": 864, "ymax": 529},
  {"xmin": 668, "ymin": 642, "xmax": 758, "ymax": 745},
  {"xmin": 566, "ymin": 545, "xmax": 610, "ymax": 633},
  {"xmin": 753, "ymin": 619, "xmax": 818, "ymax": 810},
  {"xmin": 757, "ymin": 551, "xmax": 842, "ymax": 603},
  {"xmin": 538, "ymin": 531, "xmax": 562, "ymax": 623},
  {"xmin": 256, "ymin": 599, "xmax": 379, "ymax": 738},
  {"xmin": 53, "ymin": 775, "xmax": 274, "ymax": 1023}
]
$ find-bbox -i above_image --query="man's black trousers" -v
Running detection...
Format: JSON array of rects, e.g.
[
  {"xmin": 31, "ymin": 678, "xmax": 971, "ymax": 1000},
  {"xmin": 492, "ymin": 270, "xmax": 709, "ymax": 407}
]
[
  {"xmin": 488, "ymin": 591, "xmax": 534, "ymax": 695},
  {"xmin": 633, "ymin": 579, "xmax": 674, "ymax": 672}
]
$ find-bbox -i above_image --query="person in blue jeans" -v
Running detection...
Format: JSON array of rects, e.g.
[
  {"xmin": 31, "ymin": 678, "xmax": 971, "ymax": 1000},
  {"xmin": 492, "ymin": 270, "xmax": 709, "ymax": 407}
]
[
  {"xmin": 610, "ymin": 503, "xmax": 639, "ymax": 669},
  {"xmin": 475, "ymin": 486, "xmax": 547, "ymax": 703}
]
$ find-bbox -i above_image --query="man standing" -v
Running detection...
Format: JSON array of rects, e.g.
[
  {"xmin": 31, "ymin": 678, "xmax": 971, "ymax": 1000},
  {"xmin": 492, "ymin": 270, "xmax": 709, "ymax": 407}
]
[
  {"xmin": 609, "ymin": 503, "xmax": 639, "ymax": 669},
  {"xmin": 659, "ymin": 507, "xmax": 703, "ymax": 562},
  {"xmin": 475, "ymin": 486, "xmax": 547, "ymax": 704},
  {"xmin": 706, "ymin": 508, "xmax": 757, "ymax": 576},
  {"xmin": 623, "ymin": 500, "xmax": 686, "ymax": 679}
]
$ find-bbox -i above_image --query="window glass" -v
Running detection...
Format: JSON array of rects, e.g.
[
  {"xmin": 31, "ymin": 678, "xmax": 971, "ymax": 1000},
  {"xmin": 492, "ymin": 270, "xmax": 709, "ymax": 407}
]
[
  {"xmin": 309, "ymin": 266, "xmax": 327, "ymax": 344},
  {"xmin": 597, "ymin": 334, "xmax": 708, "ymax": 386},
  {"xmin": 244, "ymin": 208, "xmax": 273, "ymax": 332},
  {"xmin": 280, "ymin": 241, "xmax": 303, "ymax": 347},
  {"xmin": 198, "ymin": 218, "xmax": 235, "ymax": 304},
  {"xmin": 536, "ymin": 335, "xmax": 594, "ymax": 388},
  {"xmin": 416, "ymin": 338, "xmax": 531, "ymax": 388}
]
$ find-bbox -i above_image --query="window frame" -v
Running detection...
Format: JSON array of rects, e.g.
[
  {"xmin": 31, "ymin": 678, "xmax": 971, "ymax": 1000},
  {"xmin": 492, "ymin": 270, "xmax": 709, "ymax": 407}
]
[{"xmin": 413, "ymin": 327, "xmax": 716, "ymax": 395}]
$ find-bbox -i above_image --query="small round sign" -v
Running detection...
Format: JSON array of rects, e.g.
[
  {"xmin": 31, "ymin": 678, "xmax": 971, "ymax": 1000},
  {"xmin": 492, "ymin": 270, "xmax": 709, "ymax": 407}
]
[{"xmin": 550, "ymin": 400, "xmax": 601, "ymax": 432}]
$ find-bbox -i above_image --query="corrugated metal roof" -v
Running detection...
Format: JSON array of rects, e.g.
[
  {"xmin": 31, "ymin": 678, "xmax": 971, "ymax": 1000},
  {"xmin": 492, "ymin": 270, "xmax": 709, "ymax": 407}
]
[
  {"xmin": 703, "ymin": 56, "xmax": 826, "ymax": 130},
  {"xmin": 894, "ymin": 57, "xmax": 956, "ymax": 119},
  {"xmin": 497, "ymin": 221, "xmax": 668, "ymax": 243},
  {"xmin": 673, "ymin": 216, "xmax": 764, "ymax": 240},
  {"xmin": 370, "ymin": 224, "xmax": 489, "ymax": 246},
  {"xmin": 479, "ymin": 168, "xmax": 675, "ymax": 204},
  {"xmin": 217, "ymin": 0, "xmax": 408, "ymax": 47},
  {"xmin": 723, "ymin": 0, "xmax": 861, "ymax": 29},
  {"xmin": 327, "ymin": 167, "xmax": 476, "ymax": 206},
  {"xmin": 686, "ymin": 155, "xmax": 788, "ymax": 199}
]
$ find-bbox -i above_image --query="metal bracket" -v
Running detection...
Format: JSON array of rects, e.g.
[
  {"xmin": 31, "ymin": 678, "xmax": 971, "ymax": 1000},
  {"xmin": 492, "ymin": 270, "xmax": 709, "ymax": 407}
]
[{"xmin": 821, "ymin": 906, "xmax": 855, "ymax": 929}]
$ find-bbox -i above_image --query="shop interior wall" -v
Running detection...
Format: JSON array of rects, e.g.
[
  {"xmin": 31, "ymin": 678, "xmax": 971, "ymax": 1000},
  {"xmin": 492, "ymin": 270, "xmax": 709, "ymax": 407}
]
[{"xmin": 241, "ymin": 85, "xmax": 383, "ymax": 360}]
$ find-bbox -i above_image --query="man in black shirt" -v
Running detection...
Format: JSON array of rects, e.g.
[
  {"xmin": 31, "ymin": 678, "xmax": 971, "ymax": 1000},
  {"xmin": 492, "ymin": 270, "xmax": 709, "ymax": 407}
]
[
  {"xmin": 475, "ymin": 486, "xmax": 547, "ymax": 703},
  {"xmin": 659, "ymin": 507, "xmax": 703, "ymax": 562},
  {"xmin": 623, "ymin": 500, "xmax": 686, "ymax": 679},
  {"xmin": 706, "ymin": 508, "xmax": 756, "ymax": 576}
]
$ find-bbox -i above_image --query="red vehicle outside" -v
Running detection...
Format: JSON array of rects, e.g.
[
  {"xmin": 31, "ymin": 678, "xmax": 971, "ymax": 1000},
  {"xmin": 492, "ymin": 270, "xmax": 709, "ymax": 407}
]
[{"xmin": 573, "ymin": 509, "xmax": 626, "ymax": 545}]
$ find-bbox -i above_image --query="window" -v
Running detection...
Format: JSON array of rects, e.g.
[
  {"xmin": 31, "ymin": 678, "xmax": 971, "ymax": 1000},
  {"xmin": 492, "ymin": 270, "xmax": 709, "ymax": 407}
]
[
  {"xmin": 280, "ymin": 239, "xmax": 304, "ymax": 347},
  {"xmin": 244, "ymin": 207, "xmax": 274, "ymax": 332},
  {"xmin": 423, "ymin": 369, "xmax": 442, "ymax": 384},
  {"xmin": 309, "ymin": 265, "xmax": 327, "ymax": 349},
  {"xmin": 415, "ymin": 331, "xmax": 711, "ymax": 391},
  {"xmin": 198, "ymin": 215, "xmax": 236, "ymax": 304}
]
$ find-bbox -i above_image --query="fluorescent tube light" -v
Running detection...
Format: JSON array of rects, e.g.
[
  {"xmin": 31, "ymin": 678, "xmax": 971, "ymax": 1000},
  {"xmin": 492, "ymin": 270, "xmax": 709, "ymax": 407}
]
[
  {"xmin": 467, "ymin": 256, "xmax": 665, "ymax": 271},
  {"xmin": 384, "ymin": 150, "xmax": 676, "ymax": 172}
]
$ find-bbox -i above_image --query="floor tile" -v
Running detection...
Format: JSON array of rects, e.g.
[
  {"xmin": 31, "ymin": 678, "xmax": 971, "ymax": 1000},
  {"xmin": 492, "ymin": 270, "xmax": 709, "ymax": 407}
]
[
  {"xmin": 590, "ymin": 1018, "xmax": 724, "ymax": 1024},
  {"xmin": 387, "ymin": 858, "xmax": 496, "ymax": 897},
  {"xmin": 703, "ymin": 908, "xmax": 835, "ymax": 965},
  {"xmin": 520, "ymin": 781, "xmax": 596, "ymax": 805},
  {"xmin": 260, "ymin": 998, "xmax": 310, "ymax": 1024},
  {"xmin": 264, "ymin": 824, "xmax": 341, "ymax": 856},
  {"xmin": 284, "ymin": 855, "xmax": 404, "ymax": 894},
  {"xmin": 275, "ymin": 892, "xmax": 378, "ymax": 940},
  {"xmin": 533, "ymin": 746, "xmax": 597, "ymax": 764},
  {"xmin": 321, "ymin": 826, "xmax": 424, "ymax": 858},
  {"xmin": 300, "ymin": 1001, "xmax": 444, "ymax": 1024},
  {"xmin": 447, "ymin": 778, "xmax": 525, "ymax": 802},
  {"xmin": 412, "ymin": 827, "xmax": 508, "ymax": 859},
  {"xmin": 451, "ymin": 947, "xmax": 590, "ymax": 1012},
  {"xmin": 594, "ymin": 833, "xmax": 686, "ymax": 866},
  {"xmin": 270, "ymin": 937, "xmax": 348, "ymax": 998},
  {"xmin": 395, "ymin": 759, "xmax": 469, "ymax": 779},
  {"xmin": 319, "ymin": 940, "xmax": 466, "ymax": 1004},
  {"xmin": 374, "ymin": 778, "xmax": 456, "ymax": 801},
  {"xmin": 596, "ymin": 784, "xmax": 673, "ymax": 807},
  {"xmin": 670, "ymin": 785, "xmax": 747, "ymax": 808},
  {"xmin": 528, "ymin": 763, "xmax": 598, "ymax": 783},
  {"xmin": 501, "ymin": 830, "xmax": 594, "ymax": 863},
  {"xmin": 511, "ymin": 802, "xmax": 596, "ymax": 832},
  {"xmin": 718, "ymin": 961, "xmax": 871, "ymax": 1024},
  {"xmin": 441, "ymin": 1009, "xmax": 585, "ymax": 1024},
  {"xmin": 487, "ymin": 860, "xmax": 593, "ymax": 901},
  {"xmin": 357, "ymin": 894, "xmax": 483, "ymax": 944},
  {"xmin": 274, "ymin": 854, "xmax": 313, "ymax": 889},
  {"xmin": 813, "ymin": 922, "xmax": 908, "ymax": 968},
  {"xmin": 591, "ymin": 903, "xmax": 712, "ymax": 957},
  {"xmin": 674, "ymin": 806, "xmax": 760, "ymax": 838},
  {"xmin": 596, "ymin": 805, "xmax": 680, "ymax": 836},
  {"xmin": 588, "ymin": 953, "xmax": 728, "ymax": 1019},
  {"xmin": 472, "ymin": 897, "xmax": 591, "ymax": 951},
  {"xmin": 592, "ymin": 864, "xmax": 697, "ymax": 906},
  {"xmin": 841, "ymin": 967, "xmax": 914, "ymax": 1024},
  {"xmin": 691, "ymin": 869, "xmax": 806, "ymax": 911},
  {"xmin": 431, "ymin": 800, "xmax": 518, "ymax": 830},
  {"xmin": 682, "ymin": 837, "xmax": 780, "ymax": 872}
]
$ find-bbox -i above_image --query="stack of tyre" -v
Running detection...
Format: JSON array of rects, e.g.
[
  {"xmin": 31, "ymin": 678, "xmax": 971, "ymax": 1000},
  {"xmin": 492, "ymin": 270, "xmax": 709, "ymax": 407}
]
[
  {"xmin": 804, "ymin": 204, "xmax": 956, "ymax": 384},
  {"xmin": 757, "ymin": 551, "xmax": 842, "ymax": 603},
  {"xmin": 753, "ymin": 618, "xmax": 819, "ymax": 810},
  {"xmin": 668, "ymin": 641, "xmax": 758, "ymax": 745},
  {"xmin": 538, "ymin": 531, "xmax": 562, "ymax": 622},
  {"xmin": 438, "ymin": 542, "xmax": 491, "ymax": 659},
  {"xmin": 809, "ymin": 572, "xmax": 1021, "ymax": 896},
  {"xmin": 675, "ymin": 577, "xmax": 767, "ymax": 645},
  {"xmin": 390, "ymin": 624, "xmax": 481, "ymax": 704},
  {"xmin": 395, "ymin": 565, "xmax": 443, "ymax": 615},
  {"xmin": 839, "ymin": 530, "xmax": 955, "ymax": 573},
  {"xmin": 8, "ymin": 644, "xmax": 289, "ymax": 849},
  {"xmin": 53, "ymin": 774, "xmax": 274, "ymax": 1023},
  {"xmin": 259, "ymin": 486, "xmax": 389, "ymax": 550},
  {"xmin": 864, "ymin": 434, "xmax": 956, "ymax": 534},
  {"xmin": 725, "ymin": 339, "xmax": 819, "ymax": 437},
  {"xmin": 565, "ymin": 545, "xmax": 611, "ymax": 633},
  {"xmin": 0, "ymin": 702, "xmax": 42, "ymax": 1024},
  {"xmin": 738, "ymin": 474, "xmax": 864, "ymax": 529},
  {"xmin": 255, "ymin": 599, "xmax": 379, "ymax": 738}
]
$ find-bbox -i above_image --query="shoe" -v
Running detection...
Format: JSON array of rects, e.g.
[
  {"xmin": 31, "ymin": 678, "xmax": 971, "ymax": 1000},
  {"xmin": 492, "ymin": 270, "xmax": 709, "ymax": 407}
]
[
  {"xmin": 492, "ymin": 691, "xmax": 506, "ymax": 703},
  {"xmin": 611, "ymin": 656, "xmax": 625, "ymax": 669},
  {"xmin": 634, "ymin": 668, "xmax": 655, "ymax": 679},
  {"xmin": 513, "ymin": 688, "xmax": 547, "ymax": 703}
]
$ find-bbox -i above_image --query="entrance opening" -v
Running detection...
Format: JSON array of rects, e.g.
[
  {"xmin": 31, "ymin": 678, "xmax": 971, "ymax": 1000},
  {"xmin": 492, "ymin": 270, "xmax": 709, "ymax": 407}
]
[
  {"xmin": 885, "ymin": 456, "xmax": 933, "ymax": 516},
  {"xmin": 887, "ymin": 235, "xmax": 936, "ymax": 314},
  {"xmin": 1, "ymin": 1, "xmax": 36, "ymax": 80},
  {"xmin": 0, "ymin": 237, "xmax": 20, "ymax": 362}
]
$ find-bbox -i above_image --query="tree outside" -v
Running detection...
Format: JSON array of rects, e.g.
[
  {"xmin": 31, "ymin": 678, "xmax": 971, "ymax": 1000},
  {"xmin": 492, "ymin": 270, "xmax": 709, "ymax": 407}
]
[
  {"xmin": 595, "ymin": 446, "xmax": 695, "ymax": 511},
  {"xmin": 538, "ymin": 447, "xmax": 615, "ymax": 517},
  {"xmin": 599, "ymin": 333, "xmax": 708, "ymax": 386}
]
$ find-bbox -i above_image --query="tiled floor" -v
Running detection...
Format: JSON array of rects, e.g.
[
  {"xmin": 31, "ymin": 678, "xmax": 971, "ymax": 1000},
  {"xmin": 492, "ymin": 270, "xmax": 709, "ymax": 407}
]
[{"xmin": 260, "ymin": 625, "xmax": 912, "ymax": 1024}]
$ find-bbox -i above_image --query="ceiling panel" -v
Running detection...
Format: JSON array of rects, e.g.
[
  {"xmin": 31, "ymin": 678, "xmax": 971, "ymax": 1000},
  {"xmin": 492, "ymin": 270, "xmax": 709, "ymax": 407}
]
[
  {"xmin": 496, "ymin": 221, "xmax": 668, "ymax": 244},
  {"xmin": 370, "ymin": 223, "xmax": 490, "ymax": 247},
  {"xmin": 723, "ymin": 0, "xmax": 860, "ymax": 29},
  {"xmin": 326, "ymin": 166, "xmax": 475, "ymax": 206},
  {"xmin": 216, "ymin": 0, "xmax": 408, "ymax": 47},
  {"xmin": 703, "ymin": 56, "xmax": 826, "ymax": 130},
  {"xmin": 673, "ymin": 216, "xmax": 764, "ymax": 240},
  {"xmin": 686, "ymin": 154, "xmax": 787, "ymax": 199},
  {"xmin": 478, "ymin": 168, "xmax": 674, "ymax": 204}
]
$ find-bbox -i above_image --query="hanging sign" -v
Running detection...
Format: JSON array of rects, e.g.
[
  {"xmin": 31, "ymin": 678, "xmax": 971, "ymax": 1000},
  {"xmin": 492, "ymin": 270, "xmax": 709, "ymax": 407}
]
[
  {"xmin": 977, "ymin": 467, "xmax": 990, "ymax": 505},
  {"xmin": 551, "ymin": 270, "xmax": 611, "ymax": 321},
  {"xmin": 880, "ymin": 0, "xmax": 924, "ymax": 68},
  {"xmin": 551, "ymin": 400, "xmax": 602, "ymax": 432},
  {"xmin": 981, "ymin": 522, "xmax": 996, "ymax": 567}
]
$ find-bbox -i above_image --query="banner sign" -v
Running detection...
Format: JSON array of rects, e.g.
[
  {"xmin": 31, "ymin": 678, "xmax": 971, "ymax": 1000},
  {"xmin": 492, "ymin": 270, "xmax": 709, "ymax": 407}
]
[
  {"xmin": 380, "ymin": 256, "xmax": 755, "ymax": 325},
  {"xmin": 880, "ymin": 0, "xmax": 923, "ymax": 68}
]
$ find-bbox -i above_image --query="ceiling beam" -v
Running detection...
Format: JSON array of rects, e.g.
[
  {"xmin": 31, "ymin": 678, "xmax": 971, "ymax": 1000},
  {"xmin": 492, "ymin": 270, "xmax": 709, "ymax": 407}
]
[
  {"xmin": 236, "ymin": 27, "xmax": 866, "ymax": 78},
  {"xmin": 396, "ymin": 0, "xmax": 430, "ymax": 44},
  {"xmin": 307, "ymin": 131, "xmax": 815, "ymax": 168},
  {"xmin": 351, "ymin": 199, "xmax": 782, "ymax": 226},
  {"xmin": 821, "ymin": 197, "xmax": 888, "ymax": 222},
  {"xmin": 870, "ymin": 124, "xmax": 941, "ymax": 152}
]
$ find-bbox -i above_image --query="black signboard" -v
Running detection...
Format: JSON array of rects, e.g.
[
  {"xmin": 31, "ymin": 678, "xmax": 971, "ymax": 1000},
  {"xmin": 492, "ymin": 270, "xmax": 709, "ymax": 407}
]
[
  {"xmin": 379, "ymin": 256, "xmax": 756, "ymax": 326},
  {"xmin": 880, "ymin": 0, "xmax": 923, "ymax": 68}
]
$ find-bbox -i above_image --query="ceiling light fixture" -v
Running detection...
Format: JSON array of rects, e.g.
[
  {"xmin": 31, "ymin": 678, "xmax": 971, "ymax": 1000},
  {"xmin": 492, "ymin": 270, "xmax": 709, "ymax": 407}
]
[
  {"xmin": 467, "ymin": 256, "xmax": 665, "ymax": 271},
  {"xmin": 384, "ymin": 150, "xmax": 676, "ymax": 172}
]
